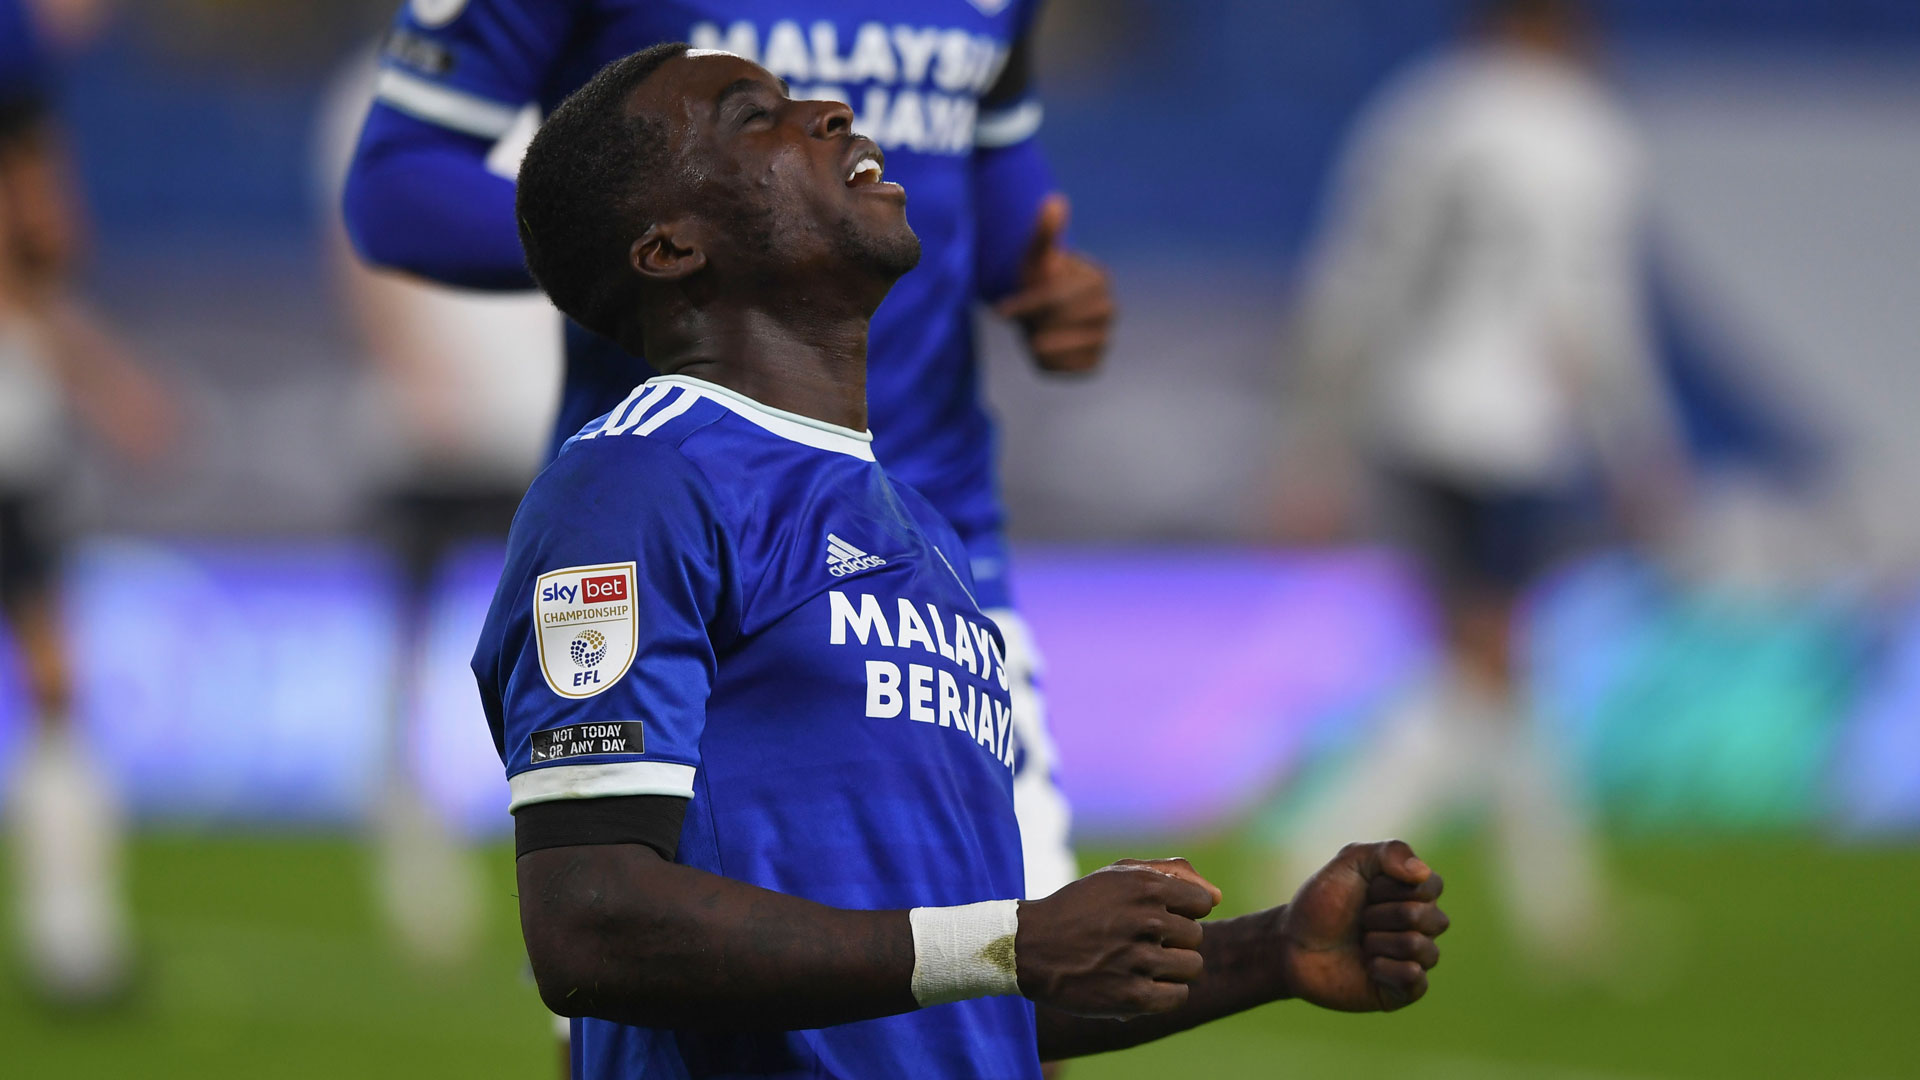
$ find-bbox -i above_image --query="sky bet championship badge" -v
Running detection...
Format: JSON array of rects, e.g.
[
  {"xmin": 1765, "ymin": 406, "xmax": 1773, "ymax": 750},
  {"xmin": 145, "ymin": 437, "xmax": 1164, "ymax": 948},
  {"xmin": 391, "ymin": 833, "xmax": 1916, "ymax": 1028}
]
[{"xmin": 534, "ymin": 562, "xmax": 638, "ymax": 698}]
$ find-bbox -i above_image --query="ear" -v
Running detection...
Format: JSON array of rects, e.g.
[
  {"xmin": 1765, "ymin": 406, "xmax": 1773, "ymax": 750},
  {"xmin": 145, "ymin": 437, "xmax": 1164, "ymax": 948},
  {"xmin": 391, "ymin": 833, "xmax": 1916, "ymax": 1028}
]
[{"xmin": 631, "ymin": 223, "xmax": 706, "ymax": 283}]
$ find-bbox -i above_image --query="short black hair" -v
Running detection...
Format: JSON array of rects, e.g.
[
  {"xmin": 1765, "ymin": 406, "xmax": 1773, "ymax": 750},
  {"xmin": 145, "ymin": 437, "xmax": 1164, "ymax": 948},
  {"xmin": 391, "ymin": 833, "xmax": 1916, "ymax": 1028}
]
[{"xmin": 516, "ymin": 42, "xmax": 690, "ymax": 342}]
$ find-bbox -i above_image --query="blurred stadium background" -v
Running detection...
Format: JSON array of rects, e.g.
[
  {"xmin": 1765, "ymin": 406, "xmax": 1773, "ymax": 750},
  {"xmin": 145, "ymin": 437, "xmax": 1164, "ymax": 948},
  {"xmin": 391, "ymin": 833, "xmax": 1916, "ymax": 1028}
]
[{"xmin": 3, "ymin": 0, "xmax": 1919, "ymax": 1076}]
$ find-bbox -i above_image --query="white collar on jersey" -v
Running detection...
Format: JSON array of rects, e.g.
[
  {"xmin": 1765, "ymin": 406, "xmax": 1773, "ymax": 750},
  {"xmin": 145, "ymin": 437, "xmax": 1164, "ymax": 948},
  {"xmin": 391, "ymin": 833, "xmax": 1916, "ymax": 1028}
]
[{"xmin": 643, "ymin": 374, "xmax": 877, "ymax": 462}]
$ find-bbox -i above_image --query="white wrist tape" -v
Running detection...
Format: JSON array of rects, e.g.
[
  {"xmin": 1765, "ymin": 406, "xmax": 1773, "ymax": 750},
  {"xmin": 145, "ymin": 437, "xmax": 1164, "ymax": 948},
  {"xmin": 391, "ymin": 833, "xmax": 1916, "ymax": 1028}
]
[{"xmin": 908, "ymin": 900, "xmax": 1021, "ymax": 1007}]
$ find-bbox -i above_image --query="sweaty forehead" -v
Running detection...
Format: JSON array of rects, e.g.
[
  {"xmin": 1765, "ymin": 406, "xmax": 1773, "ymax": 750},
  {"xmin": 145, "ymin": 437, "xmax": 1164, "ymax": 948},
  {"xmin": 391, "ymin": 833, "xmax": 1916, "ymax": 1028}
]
[{"xmin": 625, "ymin": 50, "xmax": 786, "ymax": 133}]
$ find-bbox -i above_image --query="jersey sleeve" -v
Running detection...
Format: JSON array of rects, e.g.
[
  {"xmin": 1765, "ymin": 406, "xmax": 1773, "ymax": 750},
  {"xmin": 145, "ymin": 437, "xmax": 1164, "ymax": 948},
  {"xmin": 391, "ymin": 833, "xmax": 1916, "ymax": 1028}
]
[
  {"xmin": 971, "ymin": 3, "xmax": 1061, "ymax": 302},
  {"xmin": 473, "ymin": 439, "xmax": 740, "ymax": 811},
  {"xmin": 973, "ymin": 2, "xmax": 1044, "ymax": 152},
  {"xmin": 344, "ymin": 0, "xmax": 578, "ymax": 286},
  {"xmin": 342, "ymin": 107, "xmax": 533, "ymax": 289},
  {"xmin": 372, "ymin": 0, "xmax": 580, "ymax": 140}
]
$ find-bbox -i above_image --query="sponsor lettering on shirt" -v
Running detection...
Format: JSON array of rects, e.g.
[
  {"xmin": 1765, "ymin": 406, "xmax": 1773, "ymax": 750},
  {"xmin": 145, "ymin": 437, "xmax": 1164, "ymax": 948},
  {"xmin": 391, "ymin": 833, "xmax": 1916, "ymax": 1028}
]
[
  {"xmin": 690, "ymin": 20, "xmax": 1013, "ymax": 155},
  {"xmin": 827, "ymin": 589, "xmax": 1015, "ymax": 770}
]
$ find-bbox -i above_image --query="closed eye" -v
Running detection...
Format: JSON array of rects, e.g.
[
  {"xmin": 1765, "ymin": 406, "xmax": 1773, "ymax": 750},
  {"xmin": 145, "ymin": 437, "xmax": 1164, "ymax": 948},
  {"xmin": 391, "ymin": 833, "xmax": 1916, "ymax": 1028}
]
[{"xmin": 716, "ymin": 76, "xmax": 786, "ymax": 130}]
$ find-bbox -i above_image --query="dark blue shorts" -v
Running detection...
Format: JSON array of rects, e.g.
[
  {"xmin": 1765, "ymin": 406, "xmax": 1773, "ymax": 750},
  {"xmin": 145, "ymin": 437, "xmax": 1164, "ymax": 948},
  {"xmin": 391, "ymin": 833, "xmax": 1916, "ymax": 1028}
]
[{"xmin": 1380, "ymin": 467, "xmax": 1605, "ymax": 596}]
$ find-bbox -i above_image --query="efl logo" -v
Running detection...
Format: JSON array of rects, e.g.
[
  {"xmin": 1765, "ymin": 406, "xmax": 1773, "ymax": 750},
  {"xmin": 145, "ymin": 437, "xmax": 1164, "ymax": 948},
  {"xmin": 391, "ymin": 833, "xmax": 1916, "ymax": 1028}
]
[
  {"xmin": 533, "ymin": 562, "xmax": 638, "ymax": 699},
  {"xmin": 582, "ymin": 574, "xmax": 627, "ymax": 603}
]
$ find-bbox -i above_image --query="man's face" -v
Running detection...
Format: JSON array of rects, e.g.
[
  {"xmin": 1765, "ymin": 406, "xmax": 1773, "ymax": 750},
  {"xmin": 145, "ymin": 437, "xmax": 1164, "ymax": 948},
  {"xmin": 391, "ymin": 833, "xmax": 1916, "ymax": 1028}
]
[{"xmin": 635, "ymin": 51, "xmax": 920, "ymax": 289}]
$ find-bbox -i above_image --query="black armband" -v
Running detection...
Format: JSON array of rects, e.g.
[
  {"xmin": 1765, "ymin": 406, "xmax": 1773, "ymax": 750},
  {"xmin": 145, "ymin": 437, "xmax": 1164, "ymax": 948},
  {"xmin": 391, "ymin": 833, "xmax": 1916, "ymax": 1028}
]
[
  {"xmin": 513, "ymin": 794, "xmax": 690, "ymax": 861},
  {"xmin": 980, "ymin": 32, "xmax": 1032, "ymax": 111}
]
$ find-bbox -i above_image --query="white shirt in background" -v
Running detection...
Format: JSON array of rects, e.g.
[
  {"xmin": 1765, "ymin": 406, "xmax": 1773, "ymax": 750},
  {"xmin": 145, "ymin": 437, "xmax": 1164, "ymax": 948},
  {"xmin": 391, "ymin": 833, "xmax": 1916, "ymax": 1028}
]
[{"xmin": 1300, "ymin": 44, "xmax": 1677, "ymax": 492}]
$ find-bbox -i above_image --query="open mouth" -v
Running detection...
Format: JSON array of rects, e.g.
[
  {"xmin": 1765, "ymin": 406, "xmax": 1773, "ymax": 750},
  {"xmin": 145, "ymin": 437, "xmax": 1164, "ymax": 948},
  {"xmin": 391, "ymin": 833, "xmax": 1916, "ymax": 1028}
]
[{"xmin": 846, "ymin": 151, "xmax": 884, "ymax": 188}]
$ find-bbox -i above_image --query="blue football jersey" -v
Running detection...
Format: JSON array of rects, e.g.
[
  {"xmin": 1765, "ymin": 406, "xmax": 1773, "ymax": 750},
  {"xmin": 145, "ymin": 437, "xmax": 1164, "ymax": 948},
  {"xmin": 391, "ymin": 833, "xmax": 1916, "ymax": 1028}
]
[
  {"xmin": 472, "ymin": 374, "xmax": 1037, "ymax": 1079},
  {"xmin": 373, "ymin": 0, "xmax": 1049, "ymax": 609}
]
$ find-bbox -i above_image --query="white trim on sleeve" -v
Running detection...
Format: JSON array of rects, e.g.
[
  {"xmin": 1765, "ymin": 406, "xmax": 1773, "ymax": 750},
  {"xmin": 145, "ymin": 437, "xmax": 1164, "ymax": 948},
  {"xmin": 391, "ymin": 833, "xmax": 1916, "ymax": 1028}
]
[
  {"xmin": 374, "ymin": 67, "xmax": 523, "ymax": 140},
  {"xmin": 508, "ymin": 761, "xmax": 697, "ymax": 811},
  {"xmin": 974, "ymin": 101, "xmax": 1043, "ymax": 148}
]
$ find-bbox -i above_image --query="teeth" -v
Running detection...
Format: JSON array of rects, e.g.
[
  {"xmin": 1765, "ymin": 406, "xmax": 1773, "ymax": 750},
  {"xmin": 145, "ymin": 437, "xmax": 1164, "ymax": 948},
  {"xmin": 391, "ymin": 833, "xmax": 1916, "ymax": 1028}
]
[{"xmin": 849, "ymin": 157, "xmax": 882, "ymax": 183}]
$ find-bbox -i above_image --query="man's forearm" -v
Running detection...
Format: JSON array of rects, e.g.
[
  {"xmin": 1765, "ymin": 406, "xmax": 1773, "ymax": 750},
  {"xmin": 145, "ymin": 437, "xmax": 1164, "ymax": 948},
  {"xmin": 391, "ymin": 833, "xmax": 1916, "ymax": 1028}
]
[
  {"xmin": 342, "ymin": 106, "xmax": 534, "ymax": 291},
  {"xmin": 971, "ymin": 138, "xmax": 1057, "ymax": 302},
  {"xmin": 518, "ymin": 844, "xmax": 920, "ymax": 1031},
  {"xmin": 1035, "ymin": 907, "xmax": 1292, "ymax": 1061}
]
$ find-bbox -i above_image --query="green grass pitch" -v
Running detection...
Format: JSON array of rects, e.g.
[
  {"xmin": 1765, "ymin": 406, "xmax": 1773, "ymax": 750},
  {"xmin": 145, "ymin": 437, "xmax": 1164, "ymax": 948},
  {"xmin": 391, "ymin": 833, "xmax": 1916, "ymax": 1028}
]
[{"xmin": 2, "ymin": 831, "xmax": 1912, "ymax": 1078}]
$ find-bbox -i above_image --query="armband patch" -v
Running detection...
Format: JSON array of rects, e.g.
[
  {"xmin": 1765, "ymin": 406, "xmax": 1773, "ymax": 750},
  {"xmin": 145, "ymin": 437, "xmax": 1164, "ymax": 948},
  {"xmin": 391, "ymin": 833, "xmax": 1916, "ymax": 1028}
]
[
  {"xmin": 530, "ymin": 721, "xmax": 646, "ymax": 764},
  {"xmin": 383, "ymin": 28, "xmax": 455, "ymax": 77},
  {"xmin": 534, "ymin": 562, "xmax": 638, "ymax": 698}
]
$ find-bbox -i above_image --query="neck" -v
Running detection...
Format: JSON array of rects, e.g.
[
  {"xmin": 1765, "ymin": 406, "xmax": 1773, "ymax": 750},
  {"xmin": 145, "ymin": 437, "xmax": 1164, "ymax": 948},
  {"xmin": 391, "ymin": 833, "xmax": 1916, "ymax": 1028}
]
[{"xmin": 646, "ymin": 303, "xmax": 871, "ymax": 432}]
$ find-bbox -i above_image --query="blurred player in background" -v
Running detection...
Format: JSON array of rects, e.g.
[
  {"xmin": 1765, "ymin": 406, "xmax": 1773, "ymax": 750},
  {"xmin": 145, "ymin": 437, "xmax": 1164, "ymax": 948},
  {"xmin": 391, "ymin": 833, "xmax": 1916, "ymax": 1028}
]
[
  {"xmin": 316, "ymin": 49, "xmax": 560, "ymax": 964},
  {"xmin": 1277, "ymin": 0, "xmax": 1686, "ymax": 970},
  {"xmin": 343, "ymin": 0, "xmax": 1105, "ymax": 929},
  {"xmin": 0, "ymin": 0, "xmax": 174, "ymax": 1004}
]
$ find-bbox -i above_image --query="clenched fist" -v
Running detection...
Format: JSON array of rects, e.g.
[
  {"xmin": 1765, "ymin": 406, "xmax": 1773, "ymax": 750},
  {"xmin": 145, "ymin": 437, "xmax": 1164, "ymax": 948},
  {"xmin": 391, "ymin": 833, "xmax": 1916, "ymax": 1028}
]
[
  {"xmin": 1015, "ymin": 858, "xmax": 1221, "ymax": 1019},
  {"xmin": 1278, "ymin": 840, "xmax": 1448, "ymax": 1012}
]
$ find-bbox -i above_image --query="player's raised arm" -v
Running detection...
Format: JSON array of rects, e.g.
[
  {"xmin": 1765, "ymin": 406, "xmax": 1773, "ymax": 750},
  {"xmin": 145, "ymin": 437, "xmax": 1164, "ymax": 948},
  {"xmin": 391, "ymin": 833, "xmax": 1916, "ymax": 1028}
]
[
  {"xmin": 971, "ymin": 7, "xmax": 1115, "ymax": 376},
  {"xmin": 520, "ymin": 833, "xmax": 1446, "ymax": 1039},
  {"xmin": 343, "ymin": 109, "xmax": 528, "ymax": 288},
  {"xmin": 1035, "ymin": 841, "xmax": 1449, "ymax": 1061},
  {"xmin": 516, "ymin": 842, "xmax": 1222, "ymax": 1030},
  {"xmin": 515, "ymin": 841, "xmax": 922, "ymax": 1029},
  {"xmin": 340, "ymin": 0, "xmax": 581, "ymax": 288},
  {"xmin": 971, "ymin": 13, "xmax": 1057, "ymax": 304}
]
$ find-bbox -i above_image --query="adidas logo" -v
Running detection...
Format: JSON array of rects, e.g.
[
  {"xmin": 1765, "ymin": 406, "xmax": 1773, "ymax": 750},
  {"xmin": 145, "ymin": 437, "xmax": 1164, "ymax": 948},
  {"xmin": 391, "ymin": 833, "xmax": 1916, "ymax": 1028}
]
[{"xmin": 826, "ymin": 533, "xmax": 887, "ymax": 577}]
